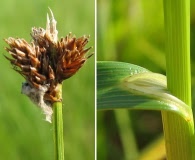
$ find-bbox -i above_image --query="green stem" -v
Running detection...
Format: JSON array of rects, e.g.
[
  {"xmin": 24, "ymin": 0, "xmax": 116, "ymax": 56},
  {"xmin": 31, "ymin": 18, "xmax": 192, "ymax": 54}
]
[
  {"xmin": 114, "ymin": 110, "xmax": 138, "ymax": 160},
  {"xmin": 162, "ymin": 0, "xmax": 194, "ymax": 159},
  {"xmin": 53, "ymin": 84, "xmax": 64, "ymax": 160}
]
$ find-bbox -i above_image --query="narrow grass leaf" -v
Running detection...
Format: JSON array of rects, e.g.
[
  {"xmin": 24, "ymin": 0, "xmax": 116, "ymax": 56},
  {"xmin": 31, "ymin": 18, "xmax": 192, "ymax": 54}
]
[{"xmin": 97, "ymin": 61, "xmax": 193, "ymax": 125}]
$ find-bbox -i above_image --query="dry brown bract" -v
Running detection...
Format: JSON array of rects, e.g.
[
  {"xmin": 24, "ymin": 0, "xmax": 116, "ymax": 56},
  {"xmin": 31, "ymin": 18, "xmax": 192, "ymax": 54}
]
[{"xmin": 4, "ymin": 9, "xmax": 92, "ymax": 122}]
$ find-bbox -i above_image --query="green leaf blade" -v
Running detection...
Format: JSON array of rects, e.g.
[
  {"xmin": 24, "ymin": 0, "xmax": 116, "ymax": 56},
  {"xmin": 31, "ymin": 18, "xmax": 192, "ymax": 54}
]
[
  {"xmin": 97, "ymin": 61, "xmax": 148, "ymax": 91},
  {"xmin": 97, "ymin": 61, "xmax": 193, "ymax": 124}
]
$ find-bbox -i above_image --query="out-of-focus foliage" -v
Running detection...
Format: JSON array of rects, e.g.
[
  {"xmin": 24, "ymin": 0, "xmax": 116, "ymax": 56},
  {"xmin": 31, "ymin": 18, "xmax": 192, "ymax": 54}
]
[
  {"xmin": 97, "ymin": 0, "xmax": 195, "ymax": 159},
  {"xmin": 0, "ymin": 0, "xmax": 94, "ymax": 160},
  {"xmin": 98, "ymin": 0, "xmax": 165, "ymax": 72}
]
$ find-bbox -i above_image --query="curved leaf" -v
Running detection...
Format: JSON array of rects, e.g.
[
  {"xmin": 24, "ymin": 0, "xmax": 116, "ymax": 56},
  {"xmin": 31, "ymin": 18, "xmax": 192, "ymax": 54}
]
[{"xmin": 97, "ymin": 61, "xmax": 192, "ymax": 122}]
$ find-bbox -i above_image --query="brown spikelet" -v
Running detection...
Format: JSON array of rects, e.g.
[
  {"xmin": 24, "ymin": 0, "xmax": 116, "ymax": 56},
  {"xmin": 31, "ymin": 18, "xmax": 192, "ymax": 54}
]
[{"xmin": 4, "ymin": 10, "xmax": 93, "ymax": 106}]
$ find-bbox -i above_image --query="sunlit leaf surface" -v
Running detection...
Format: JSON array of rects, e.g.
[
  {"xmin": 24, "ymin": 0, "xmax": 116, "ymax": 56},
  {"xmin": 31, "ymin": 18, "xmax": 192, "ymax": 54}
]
[{"xmin": 97, "ymin": 61, "xmax": 192, "ymax": 123}]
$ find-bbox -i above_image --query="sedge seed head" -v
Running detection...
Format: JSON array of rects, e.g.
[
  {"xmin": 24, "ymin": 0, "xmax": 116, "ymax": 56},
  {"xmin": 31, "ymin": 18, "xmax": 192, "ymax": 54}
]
[{"xmin": 4, "ymin": 9, "xmax": 93, "ymax": 122}]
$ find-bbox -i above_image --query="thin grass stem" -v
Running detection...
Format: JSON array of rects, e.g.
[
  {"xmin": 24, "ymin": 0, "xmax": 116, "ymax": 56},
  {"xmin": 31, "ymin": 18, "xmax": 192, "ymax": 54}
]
[
  {"xmin": 52, "ymin": 84, "xmax": 64, "ymax": 160},
  {"xmin": 114, "ymin": 110, "xmax": 138, "ymax": 160}
]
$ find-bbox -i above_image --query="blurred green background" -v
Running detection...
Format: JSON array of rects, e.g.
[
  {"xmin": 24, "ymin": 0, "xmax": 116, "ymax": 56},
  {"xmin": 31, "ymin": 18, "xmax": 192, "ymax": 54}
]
[
  {"xmin": 0, "ymin": 0, "xmax": 94, "ymax": 160},
  {"xmin": 97, "ymin": 0, "xmax": 195, "ymax": 159}
]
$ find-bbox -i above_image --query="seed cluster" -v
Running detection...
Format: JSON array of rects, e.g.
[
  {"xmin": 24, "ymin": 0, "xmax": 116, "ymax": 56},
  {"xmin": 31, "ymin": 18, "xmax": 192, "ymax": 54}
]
[
  {"xmin": 5, "ymin": 33, "xmax": 92, "ymax": 102},
  {"xmin": 4, "ymin": 10, "xmax": 92, "ymax": 122},
  {"xmin": 5, "ymin": 12, "xmax": 92, "ymax": 104}
]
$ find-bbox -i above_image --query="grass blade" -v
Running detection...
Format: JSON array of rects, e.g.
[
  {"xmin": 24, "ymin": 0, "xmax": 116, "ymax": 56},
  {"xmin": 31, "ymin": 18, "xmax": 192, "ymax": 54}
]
[{"xmin": 97, "ymin": 61, "xmax": 193, "ymax": 124}]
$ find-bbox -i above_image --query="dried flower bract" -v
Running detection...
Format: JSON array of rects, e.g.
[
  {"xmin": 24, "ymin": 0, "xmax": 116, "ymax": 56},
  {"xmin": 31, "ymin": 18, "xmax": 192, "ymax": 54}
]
[{"xmin": 4, "ymin": 9, "xmax": 93, "ymax": 122}]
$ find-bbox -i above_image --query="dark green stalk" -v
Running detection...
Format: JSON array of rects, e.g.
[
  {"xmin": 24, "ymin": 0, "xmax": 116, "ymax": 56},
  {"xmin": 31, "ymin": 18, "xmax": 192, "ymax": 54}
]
[
  {"xmin": 162, "ymin": 0, "xmax": 194, "ymax": 159},
  {"xmin": 53, "ymin": 84, "xmax": 64, "ymax": 160}
]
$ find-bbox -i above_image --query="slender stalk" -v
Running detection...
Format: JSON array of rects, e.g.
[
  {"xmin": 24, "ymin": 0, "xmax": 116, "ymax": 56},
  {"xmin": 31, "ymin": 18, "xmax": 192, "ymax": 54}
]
[
  {"xmin": 162, "ymin": 0, "xmax": 194, "ymax": 159},
  {"xmin": 53, "ymin": 84, "xmax": 64, "ymax": 160},
  {"xmin": 114, "ymin": 110, "xmax": 138, "ymax": 160}
]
